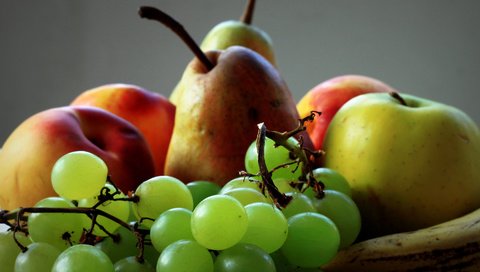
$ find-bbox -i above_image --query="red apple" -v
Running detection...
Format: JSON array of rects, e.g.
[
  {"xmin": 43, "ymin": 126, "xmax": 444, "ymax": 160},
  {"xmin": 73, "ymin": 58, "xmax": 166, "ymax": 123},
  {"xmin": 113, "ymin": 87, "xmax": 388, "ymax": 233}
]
[
  {"xmin": 71, "ymin": 84, "xmax": 175, "ymax": 175},
  {"xmin": 297, "ymin": 75, "xmax": 395, "ymax": 151},
  {"xmin": 0, "ymin": 106, "xmax": 155, "ymax": 210}
]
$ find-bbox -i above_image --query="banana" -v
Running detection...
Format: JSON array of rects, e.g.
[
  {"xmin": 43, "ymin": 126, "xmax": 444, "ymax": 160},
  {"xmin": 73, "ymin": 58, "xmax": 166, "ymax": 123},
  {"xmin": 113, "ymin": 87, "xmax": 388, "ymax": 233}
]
[{"xmin": 323, "ymin": 207, "xmax": 480, "ymax": 271}]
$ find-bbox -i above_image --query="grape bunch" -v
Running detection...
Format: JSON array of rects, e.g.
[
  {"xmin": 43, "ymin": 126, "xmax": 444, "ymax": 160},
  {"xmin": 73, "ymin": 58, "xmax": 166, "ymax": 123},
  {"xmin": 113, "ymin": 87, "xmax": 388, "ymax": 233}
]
[{"xmin": 0, "ymin": 128, "xmax": 361, "ymax": 272}]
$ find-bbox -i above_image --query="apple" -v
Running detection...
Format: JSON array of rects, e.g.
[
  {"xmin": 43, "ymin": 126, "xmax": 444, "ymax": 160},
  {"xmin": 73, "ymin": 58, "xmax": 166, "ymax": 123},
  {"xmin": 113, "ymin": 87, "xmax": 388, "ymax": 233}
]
[
  {"xmin": 0, "ymin": 106, "xmax": 155, "ymax": 210},
  {"xmin": 71, "ymin": 83, "xmax": 175, "ymax": 175},
  {"xmin": 322, "ymin": 92, "xmax": 480, "ymax": 238},
  {"xmin": 297, "ymin": 75, "xmax": 394, "ymax": 151}
]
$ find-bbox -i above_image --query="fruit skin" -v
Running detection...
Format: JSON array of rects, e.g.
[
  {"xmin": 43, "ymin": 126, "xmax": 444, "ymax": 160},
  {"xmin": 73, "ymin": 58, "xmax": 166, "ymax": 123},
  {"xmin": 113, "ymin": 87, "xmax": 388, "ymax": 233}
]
[
  {"xmin": 297, "ymin": 75, "xmax": 394, "ymax": 150},
  {"xmin": 71, "ymin": 83, "xmax": 175, "ymax": 175},
  {"xmin": 323, "ymin": 205, "xmax": 480, "ymax": 271},
  {"xmin": 201, "ymin": 20, "xmax": 276, "ymax": 66},
  {"xmin": 165, "ymin": 46, "xmax": 310, "ymax": 186},
  {"xmin": 323, "ymin": 92, "xmax": 480, "ymax": 238},
  {"xmin": 170, "ymin": 0, "xmax": 276, "ymax": 106},
  {"xmin": 0, "ymin": 106, "xmax": 155, "ymax": 209}
]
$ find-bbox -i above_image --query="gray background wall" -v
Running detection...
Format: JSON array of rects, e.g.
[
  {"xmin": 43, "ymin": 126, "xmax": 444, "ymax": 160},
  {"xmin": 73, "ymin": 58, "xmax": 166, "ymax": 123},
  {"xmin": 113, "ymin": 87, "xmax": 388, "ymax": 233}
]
[{"xmin": 1, "ymin": 0, "xmax": 479, "ymax": 144}]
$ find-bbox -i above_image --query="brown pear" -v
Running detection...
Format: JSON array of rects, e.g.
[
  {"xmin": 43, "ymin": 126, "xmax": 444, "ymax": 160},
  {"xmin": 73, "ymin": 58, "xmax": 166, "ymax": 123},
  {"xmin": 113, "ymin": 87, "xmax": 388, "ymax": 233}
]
[
  {"xmin": 165, "ymin": 46, "xmax": 306, "ymax": 185},
  {"xmin": 139, "ymin": 6, "xmax": 311, "ymax": 185}
]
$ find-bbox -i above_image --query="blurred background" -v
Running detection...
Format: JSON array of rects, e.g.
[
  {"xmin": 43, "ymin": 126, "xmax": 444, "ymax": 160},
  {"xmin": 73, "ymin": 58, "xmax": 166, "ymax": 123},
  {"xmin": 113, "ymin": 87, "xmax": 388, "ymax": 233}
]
[{"xmin": 1, "ymin": 0, "xmax": 479, "ymax": 144}]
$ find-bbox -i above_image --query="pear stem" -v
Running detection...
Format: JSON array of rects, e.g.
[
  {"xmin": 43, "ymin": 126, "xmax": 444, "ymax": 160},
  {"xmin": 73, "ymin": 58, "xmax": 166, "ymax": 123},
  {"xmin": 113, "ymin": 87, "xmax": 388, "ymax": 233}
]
[
  {"xmin": 138, "ymin": 6, "xmax": 214, "ymax": 71},
  {"xmin": 240, "ymin": 0, "xmax": 256, "ymax": 25}
]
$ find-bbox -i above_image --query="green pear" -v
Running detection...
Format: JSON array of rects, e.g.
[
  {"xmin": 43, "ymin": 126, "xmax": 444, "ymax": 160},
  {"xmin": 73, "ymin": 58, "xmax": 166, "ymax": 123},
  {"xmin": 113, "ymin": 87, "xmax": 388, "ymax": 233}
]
[
  {"xmin": 323, "ymin": 92, "xmax": 480, "ymax": 238},
  {"xmin": 165, "ymin": 46, "xmax": 304, "ymax": 185},
  {"xmin": 200, "ymin": 0, "xmax": 276, "ymax": 65},
  {"xmin": 170, "ymin": 0, "xmax": 276, "ymax": 105}
]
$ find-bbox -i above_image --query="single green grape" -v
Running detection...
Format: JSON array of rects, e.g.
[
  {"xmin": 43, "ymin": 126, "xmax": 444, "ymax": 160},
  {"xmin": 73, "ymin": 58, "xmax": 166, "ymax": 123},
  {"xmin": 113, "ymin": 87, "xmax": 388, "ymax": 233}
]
[
  {"xmin": 303, "ymin": 168, "xmax": 351, "ymax": 198},
  {"xmin": 312, "ymin": 190, "xmax": 361, "ymax": 248},
  {"xmin": 150, "ymin": 207, "xmax": 194, "ymax": 252},
  {"xmin": 219, "ymin": 176, "xmax": 262, "ymax": 194},
  {"xmin": 113, "ymin": 256, "xmax": 155, "ymax": 272},
  {"xmin": 274, "ymin": 178, "xmax": 299, "ymax": 194},
  {"xmin": 187, "ymin": 180, "xmax": 221, "ymax": 207},
  {"xmin": 95, "ymin": 223, "xmax": 138, "ymax": 264},
  {"xmin": 51, "ymin": 150, "xmax": 108, "ymax": 200},
  {"xmin": 245, "ymin": 137, "xmax": 302, "ymax": 180},
  {"xmin": 191, "ymin": 195, "xmax": 248, "ymax": 250},
  {"xmin": 51, "ymin": 244, "xmax": 114, "ymax": 272},
  {"xmin": 222, "ymin": 187, "xmax": 268, "ymax": 206},
  {"xmin": 78, "ymin": 183, "xmax": 130, "ymax": 236},
  {"xmin": 282, "ymin": 192, "xmax": 316, "ymax": 218},
  {"xmin": 143, "ymin": 241, "xmax": 160, "ymax": 269},
  {"xmin": 0, "ymin": 230, "xmax": 31, "ymax": 272},
  {"xmin": 240, "ymin": 202, "xmax": 288, "ymax": 253},
  {"xmin": 214, "ymin": 243, "xmax": 276, "ymax": 272},
  {"xmin": 15, "ymin": 242, "xmax": 61, "ymax": 272},
  {"xmin": 156, "ymin": 239, "xmax": 213, "ymax": 272},
  {"xmin": 133, "ymin": 176, "xmax": 193, "ymax": 228},
  {"xmin": 281, "ymin": 212, "xmax": 340, "ymax": 268},
  {"xmin": 28, "ymin": 197, "xmax": 85, "ymax": 250}
]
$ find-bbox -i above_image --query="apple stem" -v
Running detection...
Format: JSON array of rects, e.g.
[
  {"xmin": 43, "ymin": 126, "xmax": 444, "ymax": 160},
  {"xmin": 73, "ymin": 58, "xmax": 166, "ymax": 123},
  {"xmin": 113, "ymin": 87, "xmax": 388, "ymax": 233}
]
[
  {"xmin": 240, "ymin": 0, "xmax": 256, "ymax": 25},
  {"xmin": 390, "ymin": 91, "xmax": 407, "ymax": 106},
  {"xmin": 138, "ymin": 6, "xmax": 214, "ymax": 71}
]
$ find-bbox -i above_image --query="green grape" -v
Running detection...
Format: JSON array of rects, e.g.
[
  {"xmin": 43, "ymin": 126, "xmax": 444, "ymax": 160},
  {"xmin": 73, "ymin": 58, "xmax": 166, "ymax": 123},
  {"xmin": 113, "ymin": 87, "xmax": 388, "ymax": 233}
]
[
  {"xmin": 51, "ymin": 150, "xmax": 108, "ymax": 200},
  {"xmin": 187, "ymin": 181, "xmax": 221, "ymax": 207},
  {"xmin": 222, "ymin": 187, "xmax": 268, "ymax": 206},
  {"xmin": 274, "ymin": 178, "xmax": 299, "ymax": 194},
  {"xmin": 191, "ymin": 195, "xmax": 248, "ymax": 250},
  {"xmin": 219, "ymin": 176, "xmax": 262, "ymax": 194},
  {"xmin": 95, "ymin": 224, "xmax": 138, "ymax": 264},
  {"xmin": 156, "ymin": 239, "xmax": 213, "ymax": 272},
  {"xmin": 78, "ymin": 183, "xmax": 130, "ymax": 236},
  {"xmin": 15, "ymin": 242, "xmax": 61, "ymax": 272},
  {"xmin": 114, "ymin": 256, "xmax": 155, "ymax": 272},
  {"xmin": 282, "ymin": 192, "xmax": 316, "ymax": 218},
  {"xmin": 245, "ymin": 137, "xmax": 302, "ymax": 180},
  {"xmin": 133, "ymin": 176, "xmax": 193, "ymax": 228},
  {"xmin": 0, "ymin": 230, "xmax": 31, "ymax": 272},
  {"xmin": 214, "ymin": 243, "xmax": 276, "ymax": 272},
  {"xmin": 303, "ymin": 168, "xmax": 351, "ymax": 198},
  {"xmin": 270, "ymin": 250, "xmax": 294, "ymax": 272},
  {"xmin": 51, "ymin": 244, "xmax": 114, "ymax": 272},
  {"xmin": 312, "ymin": 190, "xmax": 361, "ymax": 248},
  {"xmin": 240, "ymin": 202, "xmax": 288, "ymax": 253},
  {"xmin": 28, "ymin": 197, "xmax": 85, "ymax": 250},
  {"xmin": 143, "ymin": 242, "xmax": 160, "ymax": 269},
  {"xmin": 150, "ymin": 207, "xmax": 194, "ymax": 252},
  {"xmin": 281, "ymin": 212, "xmax": 340, "ymax": 268}
]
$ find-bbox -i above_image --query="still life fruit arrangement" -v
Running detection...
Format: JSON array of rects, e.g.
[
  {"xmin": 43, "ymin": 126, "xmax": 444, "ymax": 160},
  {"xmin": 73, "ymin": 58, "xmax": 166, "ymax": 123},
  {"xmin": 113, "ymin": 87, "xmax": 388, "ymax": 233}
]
[{"xmin": 1, "ymin": 1, "xmax": 480, "ymax": 271}]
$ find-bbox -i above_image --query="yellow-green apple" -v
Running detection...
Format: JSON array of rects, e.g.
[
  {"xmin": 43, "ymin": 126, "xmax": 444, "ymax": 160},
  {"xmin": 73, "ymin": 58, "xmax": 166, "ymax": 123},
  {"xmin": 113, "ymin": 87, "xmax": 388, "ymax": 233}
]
[
  {"xmin": 0, "ymin": 106, "xmax": 155, "ymax": 210},
  {"xmin": 71, "ymin": 84, "xmax": 175, "ymax": 176},
  {"xmin": 297, "ymin": 75, "xmax": 395, "ymax": 151},
  {"xmin": 322, "ymin": 92, "xmax": 480, "ymax": 238}
]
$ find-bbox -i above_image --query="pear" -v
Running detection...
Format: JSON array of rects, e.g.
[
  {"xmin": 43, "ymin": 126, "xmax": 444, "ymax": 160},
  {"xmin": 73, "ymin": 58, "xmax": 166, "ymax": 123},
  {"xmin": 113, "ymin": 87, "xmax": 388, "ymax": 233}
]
[
  {"xmin": 200, "ymin": 0, "xmax": 276, "ymax": 66},
  {"xmin": 171, "ymin": 0, "xmax": 276, "ymax": 105},
  {"xmin": 139, "ymin": 7, "xmax": 308, "ymax": 185}
]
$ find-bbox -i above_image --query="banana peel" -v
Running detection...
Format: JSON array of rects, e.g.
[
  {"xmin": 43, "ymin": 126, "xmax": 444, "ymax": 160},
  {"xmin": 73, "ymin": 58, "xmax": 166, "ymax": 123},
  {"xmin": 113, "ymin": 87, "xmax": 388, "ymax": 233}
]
[{"xmin": 323, "ymin": 207, "xmax": 480, "ymax": 271}]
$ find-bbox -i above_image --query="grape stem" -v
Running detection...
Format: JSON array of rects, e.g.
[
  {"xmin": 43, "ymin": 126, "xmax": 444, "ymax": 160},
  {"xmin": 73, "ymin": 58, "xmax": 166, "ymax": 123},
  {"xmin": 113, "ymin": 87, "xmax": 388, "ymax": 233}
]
[
  {"xmin": 256, "ymin": 122, "xmax": 293, "ymax": 208},
  {"xmin": 0, "ymin": 187, "xmax": 148, "ymax": 262},
  {"xmin": 255, "ymin": 112, "xmax": 327, "ymax": 202}
]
